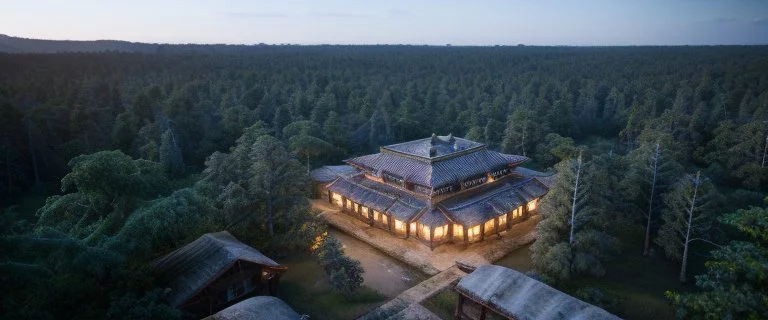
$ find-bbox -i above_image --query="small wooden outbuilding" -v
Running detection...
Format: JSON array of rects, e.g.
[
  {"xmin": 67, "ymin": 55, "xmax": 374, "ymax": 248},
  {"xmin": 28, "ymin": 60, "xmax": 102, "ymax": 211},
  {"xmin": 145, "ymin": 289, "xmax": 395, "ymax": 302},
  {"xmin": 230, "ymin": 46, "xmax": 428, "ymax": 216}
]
[
  {"xmin": 154, "ymin": 231, "xmax": 287, "ymax": 319},
  {"xmin": 454, "ymin": 265, "xmax": 619, "ymax": 320},
  {"xmin": 202, "ymin": 296, "xmax": 300, "ymax": 320}
]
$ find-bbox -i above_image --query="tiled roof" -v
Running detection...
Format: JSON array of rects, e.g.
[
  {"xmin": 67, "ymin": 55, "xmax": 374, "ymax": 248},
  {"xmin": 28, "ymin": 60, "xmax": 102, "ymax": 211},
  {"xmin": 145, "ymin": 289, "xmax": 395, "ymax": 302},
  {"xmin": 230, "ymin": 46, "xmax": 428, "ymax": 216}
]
[
  {"xmin": 153, "ymin": 232, "xmax": 281, "ymax": 307},
  {"xmin": 310, "ymin": 165, "xmax": 359, "ymax": 183},
  {"xmin": 416, "ymin": 207, "xmax": 452, "ymax": 227},
  {"xmin": 327, "ymin": 177, "xmax": 397, "ymax": 212},
  {"xmin": 381, "ymin": 135, "xmax": 484, "ymax": 159},
  {"xmin": 327, "ymin": 173, "xmax": 548, "ymax": 228},
  {"xmin": 439, "ymin": 177, "xmax": 548, "ymax": 226},
  {"xmin": 345, "ymin": 148, "xmax": 528, "ymax": 188},
  {"xmin": 203, "ymin": 296, "xmax": 300, "ymax": 320},
  {"xmin": 456, "ymin": 265, "xmax": 620, "ymax": 320}
]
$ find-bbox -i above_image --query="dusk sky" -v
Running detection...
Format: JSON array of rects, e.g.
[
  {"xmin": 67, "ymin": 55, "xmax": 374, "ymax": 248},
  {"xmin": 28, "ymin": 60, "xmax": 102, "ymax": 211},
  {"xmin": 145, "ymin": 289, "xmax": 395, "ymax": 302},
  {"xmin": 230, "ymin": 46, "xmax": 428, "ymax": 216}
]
[{"xmin": 3, "ymin": 0, "xmax": 768, "ymax": 45}]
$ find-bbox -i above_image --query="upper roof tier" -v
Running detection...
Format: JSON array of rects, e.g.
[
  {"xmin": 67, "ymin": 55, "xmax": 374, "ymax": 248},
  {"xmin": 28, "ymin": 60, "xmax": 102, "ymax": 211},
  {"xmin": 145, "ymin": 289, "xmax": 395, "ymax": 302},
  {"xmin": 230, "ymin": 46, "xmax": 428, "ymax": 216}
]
[
  {"xmin": 382, "ymin": 134, "xmax": 484, "ymax": 160},
  {"xmin": 345, "ymin": 134, "xmax": 529, "ymax": 188}
]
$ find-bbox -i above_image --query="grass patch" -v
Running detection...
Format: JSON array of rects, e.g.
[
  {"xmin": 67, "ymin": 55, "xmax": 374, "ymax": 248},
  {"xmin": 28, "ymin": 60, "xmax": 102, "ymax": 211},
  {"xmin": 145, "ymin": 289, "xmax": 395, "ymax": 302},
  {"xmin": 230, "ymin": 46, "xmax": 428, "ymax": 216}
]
[
  {"xmin": 560, "ymin": 227, "xmax": 696, "ymax": 320},
  {"xmin": 279, "ymin": 253, "xmax": 387, "ymax": 320},
  {"xmin": 422, "ymin": 288, "xmax": 457, "ymax": 320}
]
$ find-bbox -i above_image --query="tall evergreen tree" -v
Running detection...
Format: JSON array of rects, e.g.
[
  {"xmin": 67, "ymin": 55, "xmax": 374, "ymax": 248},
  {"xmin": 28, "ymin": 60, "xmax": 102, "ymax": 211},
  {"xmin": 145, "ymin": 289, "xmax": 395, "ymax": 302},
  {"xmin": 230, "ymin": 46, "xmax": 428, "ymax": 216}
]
[
  {"xmin": 656, "ymin": 172, "xmax": 722, "ymax": 282},
  {"xmin": 531, "ymin": 153, "xmax": 617, "ymax": 282}
]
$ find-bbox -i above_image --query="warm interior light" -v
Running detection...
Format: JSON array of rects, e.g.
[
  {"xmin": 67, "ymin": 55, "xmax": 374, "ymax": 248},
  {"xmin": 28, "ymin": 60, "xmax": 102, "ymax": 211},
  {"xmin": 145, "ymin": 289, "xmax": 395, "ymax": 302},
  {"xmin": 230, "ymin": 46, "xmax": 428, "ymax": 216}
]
[
  {"xmin": 332, "ymin": 193, "xmax": 343, "ymax": 207},
  {"xmin": 527, "ymin": 199, "xmax": 538, "ymax": 211},
  {"xmin": 454, "ymin": 224, "xmax": 464, "ymax": 237}
]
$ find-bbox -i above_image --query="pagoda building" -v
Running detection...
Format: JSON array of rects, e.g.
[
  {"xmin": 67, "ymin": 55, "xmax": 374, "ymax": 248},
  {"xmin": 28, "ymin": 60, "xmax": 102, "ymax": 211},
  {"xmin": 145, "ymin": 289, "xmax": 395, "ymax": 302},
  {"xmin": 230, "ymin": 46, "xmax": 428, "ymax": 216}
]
[{"xmin": 313, "ymin": 134, "xmax": 549, "ymax": 249}]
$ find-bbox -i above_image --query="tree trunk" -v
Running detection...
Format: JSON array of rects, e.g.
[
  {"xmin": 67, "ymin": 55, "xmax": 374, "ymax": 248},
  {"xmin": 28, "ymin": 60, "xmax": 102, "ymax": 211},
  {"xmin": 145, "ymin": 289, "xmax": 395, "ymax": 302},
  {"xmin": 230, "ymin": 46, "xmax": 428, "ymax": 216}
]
[
  {"xmin": 5, "ymin": 141, "xmax": 12, "ymax": 196},
  {"xmin": 569, "ymin": 153, "xmax": 583, "ymax": 246},
  {"xmin": 521, "ymin": 125, "xmax": 527, "ymax": 157},
  {"xmin": 266, "ymin": 195, "xmax": 274, "ymax": 237},
  {"xmin": 644, "ymin": 143, "xmax": 660, "ymax": 256},
  {"xmin": 762, "ymin": 135, "xmax": 767, "ymax": 168},
  {"xmin": 26, "ymin": 124, "xmax": 40, "ymax": 185},
  {"xmin": 679, "ymin": 172, "xmax": 700, "ymax": 282}
]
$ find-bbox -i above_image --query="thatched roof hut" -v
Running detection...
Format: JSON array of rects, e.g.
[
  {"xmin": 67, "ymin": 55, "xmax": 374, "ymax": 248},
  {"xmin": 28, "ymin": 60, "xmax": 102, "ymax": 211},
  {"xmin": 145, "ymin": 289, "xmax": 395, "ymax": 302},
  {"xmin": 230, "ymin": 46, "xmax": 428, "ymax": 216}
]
[
  {"xmin": 202, "ymin": 296, "xmax": 300, "ymax": 320},
  {"xmin": 455, "ymin": 265, "xmax": 620, "ymax": 320}
]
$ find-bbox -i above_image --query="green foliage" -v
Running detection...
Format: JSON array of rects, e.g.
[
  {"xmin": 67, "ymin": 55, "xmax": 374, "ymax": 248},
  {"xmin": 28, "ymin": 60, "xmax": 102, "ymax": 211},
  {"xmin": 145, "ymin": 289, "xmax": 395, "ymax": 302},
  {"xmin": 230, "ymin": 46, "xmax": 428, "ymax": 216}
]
[
  {"xmin": 107, "ymin": 289, "xmax": 182, "ymax": 320},
  {"xmin": 314, "ymin": 236, "xmax": 365, "ymax": 299},
  {"xmin": 531, "ymin": 155, "xmax": 619, "ymax": 283},
  {"xmin": 36, "ymin": 150, "xmax": 169, "ymax": 243},
  {"xmin": 666, "ymin": 207, "xmax": 768, "ymax": 319},
  {"xmin": 106, "ymin": 187, "xmax": 219, "ymax": 258},
  {"xmin": 158, "ymin": 129, "xmax": 184, "ymax": 176},
  {"xmin": 656, "ymin": 172, "xmax": 722, "ymax": 282},
  {"xmin": 535, "ymin": 133, "xmax": 579, "ymax": 167},
  {"xmin": 575, "ymin": 287, "xmax": 620, "ymax": 313},
  {"xmin": 2, "ymin": 45, "xmax": 768, "ymax": 319},
  {"xmin": 700, "ymin": 120, "xmax": 767, "ymax": 189},
  {"xmin": 200, "ymin": 123, "xmax": 317, "ymax": 253}
]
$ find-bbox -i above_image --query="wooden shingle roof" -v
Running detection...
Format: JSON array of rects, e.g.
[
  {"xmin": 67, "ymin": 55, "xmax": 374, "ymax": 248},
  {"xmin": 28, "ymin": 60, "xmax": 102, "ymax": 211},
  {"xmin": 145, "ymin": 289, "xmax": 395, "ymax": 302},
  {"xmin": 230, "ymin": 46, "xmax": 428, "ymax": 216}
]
[
  {"xmin": 345, "ymin": 136, "xmax": 528, "ymax": 188},
  {"xmin": 203, "ymin": 296, "xmax": 300, "ymax": 320},
  {"xmin": 153, "ymin": 231, "xmax": 282, "ymax": 307},
  {"xmin": 456, "ymin": 265, "xmax": 620, "ymax": 320}
]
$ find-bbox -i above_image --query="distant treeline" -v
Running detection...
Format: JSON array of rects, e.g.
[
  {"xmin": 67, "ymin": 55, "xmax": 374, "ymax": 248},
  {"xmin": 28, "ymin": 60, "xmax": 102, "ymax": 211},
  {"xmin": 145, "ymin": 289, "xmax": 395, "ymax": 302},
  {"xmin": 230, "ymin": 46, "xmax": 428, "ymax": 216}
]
[{"xmin": 1, "ymin": 45, "xmax": 767, "ymax": 203}]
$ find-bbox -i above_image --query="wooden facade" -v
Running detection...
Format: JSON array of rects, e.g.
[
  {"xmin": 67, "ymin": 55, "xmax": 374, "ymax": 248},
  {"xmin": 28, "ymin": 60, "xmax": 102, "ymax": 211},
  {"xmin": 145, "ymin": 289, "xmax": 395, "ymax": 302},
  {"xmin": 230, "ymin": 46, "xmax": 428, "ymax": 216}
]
[
  {"xmin": 181, "ymin": 261, "xmax": 286, "ymax": 319},
  {"xmin": 153, "ymin": 231, "xmax": 287, "ymax": 319},
  {"xmin": 315, "ymin": 135, "xmax": 549, "ymax": 250}
]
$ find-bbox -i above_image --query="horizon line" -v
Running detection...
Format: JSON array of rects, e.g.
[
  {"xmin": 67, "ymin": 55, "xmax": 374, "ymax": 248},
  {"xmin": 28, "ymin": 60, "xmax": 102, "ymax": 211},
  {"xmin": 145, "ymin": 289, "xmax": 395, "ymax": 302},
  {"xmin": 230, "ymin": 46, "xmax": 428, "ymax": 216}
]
[{"xmin": 3, "ymin": 34, "xmax": 768, "ymax": 47}]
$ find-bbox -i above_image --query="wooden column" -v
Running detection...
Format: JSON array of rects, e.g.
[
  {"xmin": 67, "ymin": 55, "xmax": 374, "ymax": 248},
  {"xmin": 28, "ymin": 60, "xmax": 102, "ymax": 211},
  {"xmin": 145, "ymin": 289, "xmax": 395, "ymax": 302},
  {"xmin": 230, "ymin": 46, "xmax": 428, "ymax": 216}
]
[
  {"xmin": 463, "ymin": 225, "xmax": 469, "ymax": 245},
  {"xmin": 480, "ymin": 223, "xmax": 485, "ymax": 241},
  {"xmin": 368, "ymin": 209, "xmax": 374, "ymax": 227},
  {"xmin": 455, "ymin": 293, "xmax": 464, "ymax": 319},
  {"xmin": 448, "ymin": 224, "xmax": 454, "ymax": 242},
  {"xmin": 342, "ymin": 198, "xmax": 348, "ymax": 213},
  {"xmin": 429, "ymin": 226, "xmax": 435, "ymax": 250},
  {"xmin": 507, "ymin": 211, "xmax": 512, "ymax": 229},
  {"xmin": 495, "ymin": 217, "xmax": 501, "ymax": 238},
  {"xmin": 523, "ymin": 202, "xmax": 529, "ymax": 218},
  {"xmin": 405, "ymin": 221, "xmax": 410, "ymax": 239},
  {"xmin": 327, "ymin": 190, "xmax": 332, "ymax": 204},
  {"xmin": 480, "ymin": 305, "xmax": 487, "ymax": 320}
]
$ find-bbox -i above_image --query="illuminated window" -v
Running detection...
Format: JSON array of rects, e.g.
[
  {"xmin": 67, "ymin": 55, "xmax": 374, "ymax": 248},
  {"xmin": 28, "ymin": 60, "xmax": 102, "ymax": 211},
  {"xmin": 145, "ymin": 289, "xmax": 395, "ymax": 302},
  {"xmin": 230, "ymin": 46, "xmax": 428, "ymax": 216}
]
[
  {"xmin": 513, "ymin": 207, "xmax": 522, "ymax": 219},
  {"xmin": 373, "ymin": 210, "xmax": 380, "ymax": 221},
  {"xmin": 361, "ymin": 206, "xmax": 369, "ymax": 218},
  {"xmin": 331, "ymin": 193, "xmax": 343, "ymax": 207},
  {"xmin": 410, "ymin": 222, "xmax": 417, "ymax": 232},
  {"xmin": 484, "ymin": 218, "xmax": 495, "ymax": 235},
  {"xmin": 421, "ymin": 225, "xmax": 431, "ymax": 238},
  {"xmin": 395, "ymin": 219, "xmax": 406, "ymax": 232},
  {"xmin": 454, "ymin": 224, "xmax": 464, "ymax": 237},
  {"xmin": 434, "ymin": 225, "xmax": 447, "ymax": 239},
  {"xmin": 382, "ymin": 214, "xmax": 389, "ymax": 225},
  {"xmin": 499, "ymin": 214, "xmax": 507, "ymax": 227},
  {"xmin": 527, "ymin": 199, "xmax": 538, "ymax": 211},
  {"xmin": 468, "ymin": 225, "xmax": 481, "ymax": 241}
]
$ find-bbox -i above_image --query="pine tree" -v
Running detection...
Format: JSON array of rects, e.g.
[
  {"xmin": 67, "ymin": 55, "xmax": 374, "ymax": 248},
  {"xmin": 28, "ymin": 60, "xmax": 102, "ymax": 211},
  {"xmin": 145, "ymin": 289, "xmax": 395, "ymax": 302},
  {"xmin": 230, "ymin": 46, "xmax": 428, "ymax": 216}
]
[
  {"xmin": 656, "ymin": 172, "xmax": 722, "ymax": 282},
  {"xmin": 624, "ymin": 141, "xmax": 682, "ymax": 255},
  {"xmin": 531, "ymin": 153, "xmax": 617, "ymax": 282},
  {"xmin": 159, "ymin": 129, "xmax": 184, "ymax": 176}
]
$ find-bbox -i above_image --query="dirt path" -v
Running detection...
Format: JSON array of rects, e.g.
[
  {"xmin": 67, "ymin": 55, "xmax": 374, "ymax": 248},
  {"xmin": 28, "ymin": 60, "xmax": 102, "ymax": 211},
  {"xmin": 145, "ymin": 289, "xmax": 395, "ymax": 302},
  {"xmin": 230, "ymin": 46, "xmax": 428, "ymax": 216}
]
[{"xmin": 312, "ymin": 200, "xmax": 540, "ymax": 319}]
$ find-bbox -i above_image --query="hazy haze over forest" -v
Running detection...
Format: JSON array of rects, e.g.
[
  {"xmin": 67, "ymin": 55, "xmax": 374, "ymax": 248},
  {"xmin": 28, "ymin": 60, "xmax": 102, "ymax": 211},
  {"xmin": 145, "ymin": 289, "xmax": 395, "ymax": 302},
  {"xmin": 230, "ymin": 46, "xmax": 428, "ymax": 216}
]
[{"xmin": 3, "ymin": 0, "xmax": 768, "ymax": 45}]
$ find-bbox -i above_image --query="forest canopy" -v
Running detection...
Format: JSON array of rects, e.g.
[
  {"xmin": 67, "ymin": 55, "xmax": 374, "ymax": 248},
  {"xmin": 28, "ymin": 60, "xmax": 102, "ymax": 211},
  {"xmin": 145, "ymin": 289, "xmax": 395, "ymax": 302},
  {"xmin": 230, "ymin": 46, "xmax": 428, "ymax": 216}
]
[{"xmin": 1, "ymin": 45, "xmax": 767, "ymax": 319}]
